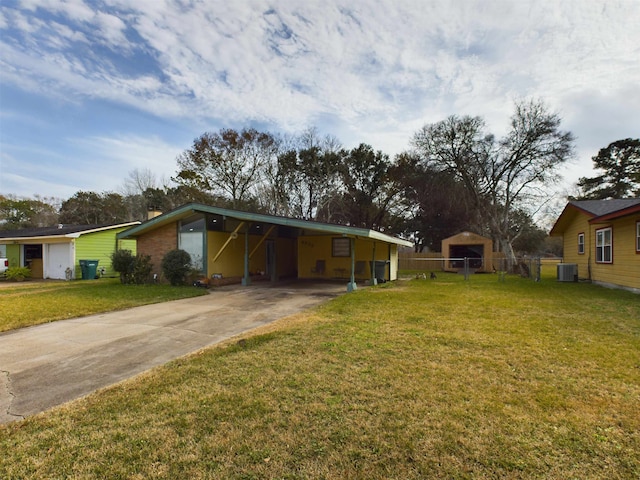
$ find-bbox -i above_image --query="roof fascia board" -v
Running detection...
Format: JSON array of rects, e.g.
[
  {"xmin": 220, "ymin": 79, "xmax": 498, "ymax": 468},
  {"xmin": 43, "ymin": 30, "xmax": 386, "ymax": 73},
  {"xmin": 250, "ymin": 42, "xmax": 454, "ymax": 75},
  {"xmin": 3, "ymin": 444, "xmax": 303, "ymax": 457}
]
[
  {"xmin": 118, "ymin": 203, "xmax": 413, "ymax": 246},
  {"xmin": 549, "ymin": 203, "xmax": 595, "ymax": 236},
  {"xmin": 67, "ymin": 222, "xmax": 141, "ymax": 238},
  {"xmin": 0, "ymin": 235, "xmax": 75, "ymax": 243}
]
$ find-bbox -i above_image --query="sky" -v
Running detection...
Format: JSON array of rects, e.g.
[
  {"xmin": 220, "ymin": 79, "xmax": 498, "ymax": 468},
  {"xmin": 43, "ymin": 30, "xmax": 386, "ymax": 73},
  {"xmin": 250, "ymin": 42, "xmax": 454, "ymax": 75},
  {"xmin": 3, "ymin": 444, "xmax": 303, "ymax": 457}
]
[{"xmin": 1, "ymin": 0, "xmax": 639, "ymax": 202}]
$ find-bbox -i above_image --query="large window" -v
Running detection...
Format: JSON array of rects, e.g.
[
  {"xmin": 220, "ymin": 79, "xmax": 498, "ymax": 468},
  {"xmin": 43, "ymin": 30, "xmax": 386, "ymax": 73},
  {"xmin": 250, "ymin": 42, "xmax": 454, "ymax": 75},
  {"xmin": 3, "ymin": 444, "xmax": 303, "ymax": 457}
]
[
  {"xmin": 595, "ymin": 227, "xmax": 612, "ymax": 263},
  {"xmin": 577, "ymin": 233, "xmax": 585, "ymax": 254},
  {"xmin": 179, "ymin": 215, "xmax": 205, "ymax": 271}
]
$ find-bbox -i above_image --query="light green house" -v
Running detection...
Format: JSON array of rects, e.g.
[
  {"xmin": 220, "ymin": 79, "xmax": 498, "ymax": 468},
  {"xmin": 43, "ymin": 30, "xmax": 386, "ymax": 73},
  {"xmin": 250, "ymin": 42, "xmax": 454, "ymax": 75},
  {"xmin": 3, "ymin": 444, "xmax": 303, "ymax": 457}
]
[{"xmin": 0, "ymin": 223, "xmax": 139, "ymax": 280}]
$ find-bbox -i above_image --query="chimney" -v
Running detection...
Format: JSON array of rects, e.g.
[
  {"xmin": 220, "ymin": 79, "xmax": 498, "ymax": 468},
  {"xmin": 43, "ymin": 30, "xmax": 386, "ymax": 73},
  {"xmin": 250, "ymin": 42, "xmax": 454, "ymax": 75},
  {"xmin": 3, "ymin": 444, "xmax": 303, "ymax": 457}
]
[{"xmin": 147, "ymin": 207, "xmax": 163, "ymax": 220}]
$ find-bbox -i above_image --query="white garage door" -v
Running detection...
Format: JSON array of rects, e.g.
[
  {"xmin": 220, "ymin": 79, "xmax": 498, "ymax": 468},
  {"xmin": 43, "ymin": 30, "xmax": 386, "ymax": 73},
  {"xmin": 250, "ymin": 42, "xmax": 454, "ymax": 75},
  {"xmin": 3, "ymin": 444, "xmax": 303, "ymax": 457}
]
[{"xmin": 46, "ymin": 243, "xmax": 73, "ymax": 280}]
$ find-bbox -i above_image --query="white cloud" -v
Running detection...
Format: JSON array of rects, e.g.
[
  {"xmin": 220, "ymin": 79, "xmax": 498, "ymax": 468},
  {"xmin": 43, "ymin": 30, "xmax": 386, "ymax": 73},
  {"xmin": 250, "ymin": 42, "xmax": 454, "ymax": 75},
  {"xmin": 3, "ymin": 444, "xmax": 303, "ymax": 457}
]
[
  {"xmin": 1, "ymin": 0, "xmax": 639, "ymax": 199},
  {"xmin": 66, "ymin": 133, "xmax": 184, "ymax": 189},
  {"xmin": 18, "ymin": 0, "xmax": 96, "ymax": 23}
]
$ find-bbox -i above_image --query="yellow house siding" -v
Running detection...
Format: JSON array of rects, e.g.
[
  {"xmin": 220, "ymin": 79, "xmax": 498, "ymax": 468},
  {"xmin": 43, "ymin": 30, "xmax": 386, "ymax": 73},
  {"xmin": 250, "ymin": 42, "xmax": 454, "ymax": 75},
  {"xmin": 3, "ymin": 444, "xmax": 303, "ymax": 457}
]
[
  {"xmin": 207, "ymin": 230, "xmax": 286, "ymax": 278},
  {"xmin": 590, "ymin": 216, "xmax": 640, "ymax": 290},
  {"xmin": 205, "ymin": 231, "xmax": 401, "ymax": 282},
  {"xmin": 298, "ymin": 236, "xmax": 391, "ymax": 280},
  {"xmin": 561, "ymin": 211, "xmax": 591, "ymax": 280},
  {"xmin": 208, "ymin": 231, "xmax": 252, "ymax": 277}
]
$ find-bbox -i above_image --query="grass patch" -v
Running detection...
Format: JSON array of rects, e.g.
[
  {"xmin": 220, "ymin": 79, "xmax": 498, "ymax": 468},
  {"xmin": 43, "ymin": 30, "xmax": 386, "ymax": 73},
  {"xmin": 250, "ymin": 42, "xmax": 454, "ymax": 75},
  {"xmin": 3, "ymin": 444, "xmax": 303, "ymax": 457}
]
[
  {"xmin": 0, "ymin": 278, "xmax": 208, "ymax": 332},
  {"xmin": 1, "ymin": 273, "xmax": 639, "ymax": 478}
]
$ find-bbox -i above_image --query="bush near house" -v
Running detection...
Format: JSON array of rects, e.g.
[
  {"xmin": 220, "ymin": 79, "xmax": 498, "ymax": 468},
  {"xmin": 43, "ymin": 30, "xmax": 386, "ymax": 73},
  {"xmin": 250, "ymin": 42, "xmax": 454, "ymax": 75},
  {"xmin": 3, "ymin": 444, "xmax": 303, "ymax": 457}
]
[
  {"xmin": 161, "ymin": 249, "xmax": 192, "ymax": 286},
  {"xmin": 3, "ymin": 266, "xmax": 31, "ymax": 282},
  {"xmin": 111, "ymin": 249, "xmax": 153, "ymax": 284}
]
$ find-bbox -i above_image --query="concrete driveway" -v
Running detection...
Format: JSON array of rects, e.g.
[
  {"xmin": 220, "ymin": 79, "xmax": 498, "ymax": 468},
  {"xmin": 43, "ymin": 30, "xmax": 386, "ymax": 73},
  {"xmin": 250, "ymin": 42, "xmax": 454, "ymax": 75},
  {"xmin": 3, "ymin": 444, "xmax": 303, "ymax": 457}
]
[{"xmin": 0, "ymin": 281, "xmax": 345, "ymax": 424}]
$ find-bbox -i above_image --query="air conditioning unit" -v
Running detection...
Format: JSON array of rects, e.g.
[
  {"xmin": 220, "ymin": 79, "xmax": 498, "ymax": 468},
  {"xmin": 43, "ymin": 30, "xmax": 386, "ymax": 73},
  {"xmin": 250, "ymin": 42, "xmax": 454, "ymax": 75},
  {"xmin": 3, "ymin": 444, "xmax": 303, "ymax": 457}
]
[{"xmin": 557, "ymin": 263, "xmax": 578, "ymax": 282}]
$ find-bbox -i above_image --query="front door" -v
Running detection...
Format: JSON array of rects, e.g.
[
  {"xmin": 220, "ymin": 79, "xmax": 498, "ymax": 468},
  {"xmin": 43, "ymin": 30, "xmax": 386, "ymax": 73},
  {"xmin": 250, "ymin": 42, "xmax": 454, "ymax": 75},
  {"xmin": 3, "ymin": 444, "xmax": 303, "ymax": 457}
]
[{"xmin": 24, "ymin": 244, "xmax": 44, "ymax": 279}]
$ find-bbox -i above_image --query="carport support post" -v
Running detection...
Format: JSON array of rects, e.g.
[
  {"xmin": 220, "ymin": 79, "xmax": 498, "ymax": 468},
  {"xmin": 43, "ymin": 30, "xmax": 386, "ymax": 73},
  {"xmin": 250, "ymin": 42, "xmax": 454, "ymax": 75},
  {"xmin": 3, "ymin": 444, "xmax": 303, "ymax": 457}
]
[
  {"xmin": 242, "ymin": 225, "xmax": 251, "ymax": 286},
  {"xmin": 371, "ymin": 241, "xmax": 377, "ymax": 285},
  {"xmin": 347, "ymin": 237, "xmax": 357, "ymax": 292}
]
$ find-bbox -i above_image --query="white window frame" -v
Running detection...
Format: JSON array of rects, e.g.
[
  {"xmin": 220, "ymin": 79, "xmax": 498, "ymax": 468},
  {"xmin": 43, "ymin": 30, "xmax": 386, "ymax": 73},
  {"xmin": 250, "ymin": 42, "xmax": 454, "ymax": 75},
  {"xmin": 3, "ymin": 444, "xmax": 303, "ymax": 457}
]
[
  {"xmin": 595, "ymin": 227, "xmax": 612, "ymax": 264},
  {"xmin": 577, "ymin": 233, "xmax": 585, "ymax": 254}
]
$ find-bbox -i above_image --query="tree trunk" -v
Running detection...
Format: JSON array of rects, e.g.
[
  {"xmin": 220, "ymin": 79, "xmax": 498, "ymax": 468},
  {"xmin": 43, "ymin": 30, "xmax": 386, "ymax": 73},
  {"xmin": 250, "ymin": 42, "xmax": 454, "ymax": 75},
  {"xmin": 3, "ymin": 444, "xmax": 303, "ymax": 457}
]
[{"xmin": 501, "ymin": 240, "xmax": 518, "ymax": 273}]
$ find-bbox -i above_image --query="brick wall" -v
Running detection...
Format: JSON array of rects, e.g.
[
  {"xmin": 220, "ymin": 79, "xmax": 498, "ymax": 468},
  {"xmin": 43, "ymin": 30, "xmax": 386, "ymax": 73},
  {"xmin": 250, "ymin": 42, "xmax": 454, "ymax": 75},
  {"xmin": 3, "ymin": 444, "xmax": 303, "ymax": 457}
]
[{"xmin": 137, "ymin": 222, "xmax": 177, "ymax": 279}]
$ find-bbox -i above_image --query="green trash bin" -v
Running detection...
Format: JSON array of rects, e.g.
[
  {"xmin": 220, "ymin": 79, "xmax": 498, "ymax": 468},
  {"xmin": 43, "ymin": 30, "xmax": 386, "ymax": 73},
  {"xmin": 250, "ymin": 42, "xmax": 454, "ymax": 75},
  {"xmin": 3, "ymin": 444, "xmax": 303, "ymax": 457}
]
[{"xmin": 79, "ymin": 260, "xmax": 99, "ymax": 280}]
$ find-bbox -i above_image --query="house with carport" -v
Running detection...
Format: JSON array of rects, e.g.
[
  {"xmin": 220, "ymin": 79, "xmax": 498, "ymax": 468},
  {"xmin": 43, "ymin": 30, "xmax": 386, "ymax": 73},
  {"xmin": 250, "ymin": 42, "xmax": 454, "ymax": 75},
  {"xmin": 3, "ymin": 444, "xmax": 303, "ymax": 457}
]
[
  {"xmin": 117, "ymin": 204, "xmax": 413, "ymax": 290},
  {"xmin": 0, "ymin": 222, "xmax": 139, "ymax": 280},
  {"xmin": 549, "ymin": 198, "xmax": 640, "ymax": 293}
]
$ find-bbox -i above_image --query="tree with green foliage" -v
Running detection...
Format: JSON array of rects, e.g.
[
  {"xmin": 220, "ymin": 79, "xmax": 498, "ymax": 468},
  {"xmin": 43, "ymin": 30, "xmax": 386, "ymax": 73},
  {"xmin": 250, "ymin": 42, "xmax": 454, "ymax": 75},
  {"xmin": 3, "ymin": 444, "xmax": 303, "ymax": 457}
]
[
  {"xmin": 59, "ymin": 191, "xmax": 129, "ymax": 224},
  {"xmin": 391, "ymin": 152, "xmax": 476, "ymax": 251},
  {"xmin": 161, "ymin": 249, "xmax": 192, "ymax": 286},
  {"xmin": 576, "ymin": 138, "xmax": 640, "ymax": 199},
  {"xmin": 0, "ymin": 194, "xmax": 59, "ymax": 230},
  {"xmin": 332, "ymin": 144, "xmax": 400, "ymax": 230},
  {"xmin": 268, "ymin": 129, "xmax": 342, "ymax": 221}
]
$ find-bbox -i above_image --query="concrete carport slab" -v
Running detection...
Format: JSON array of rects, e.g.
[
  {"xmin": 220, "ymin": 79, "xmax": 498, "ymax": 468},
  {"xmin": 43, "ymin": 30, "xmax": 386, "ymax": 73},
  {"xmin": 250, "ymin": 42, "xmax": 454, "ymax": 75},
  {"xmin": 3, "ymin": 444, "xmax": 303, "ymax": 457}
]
[{"xmin": 0, "ymin": 281, "xmax": 345, "ymax": 424}]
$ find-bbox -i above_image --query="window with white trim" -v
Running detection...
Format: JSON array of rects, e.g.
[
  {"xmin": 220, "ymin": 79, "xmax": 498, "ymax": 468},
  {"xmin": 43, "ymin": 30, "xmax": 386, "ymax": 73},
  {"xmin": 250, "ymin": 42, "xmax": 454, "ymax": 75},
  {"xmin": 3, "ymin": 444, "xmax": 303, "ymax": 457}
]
[
  {"xmin": 577, "ymin": 233, "xmax": 585, "ymax": 254},
  {"xmin": 596, "ymin": 227, "xmax": 612, "ymax": 263}
]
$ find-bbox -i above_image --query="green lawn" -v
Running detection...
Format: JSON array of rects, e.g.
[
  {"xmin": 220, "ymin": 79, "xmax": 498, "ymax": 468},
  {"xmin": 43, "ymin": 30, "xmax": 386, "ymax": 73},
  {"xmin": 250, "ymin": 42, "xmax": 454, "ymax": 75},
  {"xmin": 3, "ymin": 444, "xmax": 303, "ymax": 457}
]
[
  {"xmin": 0, "ymin": 278, "xmax": 208, "ymax": 332},
  {"xmin": 1, "ymin": 272, "xmax": 639, "ymax": 479}
]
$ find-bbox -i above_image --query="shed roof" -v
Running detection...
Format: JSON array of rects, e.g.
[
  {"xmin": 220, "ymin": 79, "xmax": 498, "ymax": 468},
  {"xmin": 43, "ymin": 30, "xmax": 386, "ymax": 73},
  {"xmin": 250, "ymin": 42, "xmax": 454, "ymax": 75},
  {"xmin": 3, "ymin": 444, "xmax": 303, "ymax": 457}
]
[
  {"xmin": 550, "ymin": 198, "xmax": 640, "ymax": 235},
  {"xmin": 0, "ymin": 222, "xmax": 140, "ymax": 242},
  {"xmin": 117, "ymin": 203, "xmax": 413, "ymax": 247},
  {"xmin": 442, "ymin": 231, "xmax": 492, "ymax": 244}
]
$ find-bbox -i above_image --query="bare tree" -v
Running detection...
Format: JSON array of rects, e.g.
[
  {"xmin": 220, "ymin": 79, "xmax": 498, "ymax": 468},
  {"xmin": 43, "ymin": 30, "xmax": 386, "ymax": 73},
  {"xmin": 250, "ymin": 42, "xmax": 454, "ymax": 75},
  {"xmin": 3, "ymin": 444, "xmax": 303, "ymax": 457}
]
[
  {"xmin": 121, "ymin": 168, "xmax": 161, "ymax": 197},
  {"xmin": 264, "ymin": 128, "xmax": 343, "ymax": 220},
  {"xmin": 174, "ymin": 128, "xmax": 279, "ymax": 209},
  {"xmin": 412, "ymin": 99, "xmax": 574, "ymax": 269}
]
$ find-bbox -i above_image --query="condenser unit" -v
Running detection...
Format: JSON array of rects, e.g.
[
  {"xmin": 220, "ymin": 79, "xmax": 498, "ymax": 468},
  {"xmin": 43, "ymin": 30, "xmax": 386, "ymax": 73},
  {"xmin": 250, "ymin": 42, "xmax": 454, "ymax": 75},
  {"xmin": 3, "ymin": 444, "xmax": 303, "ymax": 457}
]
[{"xmin": 557, "ymin": 263, "xmax": 578, "ymax": 282}]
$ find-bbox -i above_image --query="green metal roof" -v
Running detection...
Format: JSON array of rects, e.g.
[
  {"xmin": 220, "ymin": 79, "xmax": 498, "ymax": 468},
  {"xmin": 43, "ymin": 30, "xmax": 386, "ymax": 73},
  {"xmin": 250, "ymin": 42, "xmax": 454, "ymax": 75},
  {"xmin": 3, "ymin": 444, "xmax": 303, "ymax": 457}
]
[{"xmin": 118, "ymin": 203, "xmax": 413, "ymax": 247}]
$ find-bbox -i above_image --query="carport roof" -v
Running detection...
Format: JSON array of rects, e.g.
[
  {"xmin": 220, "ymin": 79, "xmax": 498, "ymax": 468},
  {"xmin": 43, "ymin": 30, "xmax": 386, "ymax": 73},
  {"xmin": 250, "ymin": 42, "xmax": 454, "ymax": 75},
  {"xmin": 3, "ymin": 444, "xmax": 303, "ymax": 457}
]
[{"xmin": 117, "ymin": 203, "xmax": 413, "ymax": 247}]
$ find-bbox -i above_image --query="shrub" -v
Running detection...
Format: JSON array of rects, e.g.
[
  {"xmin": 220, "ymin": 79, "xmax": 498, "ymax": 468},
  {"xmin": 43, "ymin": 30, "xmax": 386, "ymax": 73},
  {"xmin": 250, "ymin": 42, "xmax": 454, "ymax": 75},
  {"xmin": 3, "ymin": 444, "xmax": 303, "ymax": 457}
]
[
  {"xmin": 5, "ymin": 266, "xmax": 32, "ymax": 282},
  {"xmin": 161, "ymin": 249, "xmax": 192, "ymax": 286},
  {"xmin": 110, "ymin": 249, "xmax": 153, "ymax": 284},
  {"xmin": 130, "ymin": 254, "xmax": 153, "ymax": 284}
]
